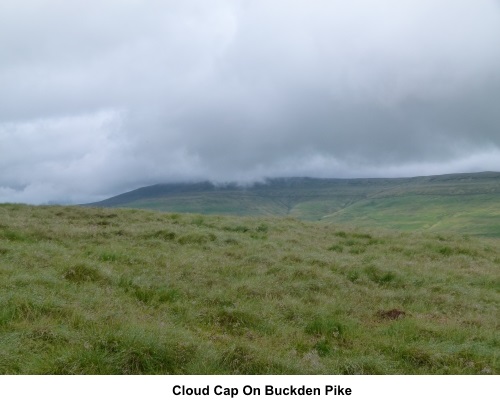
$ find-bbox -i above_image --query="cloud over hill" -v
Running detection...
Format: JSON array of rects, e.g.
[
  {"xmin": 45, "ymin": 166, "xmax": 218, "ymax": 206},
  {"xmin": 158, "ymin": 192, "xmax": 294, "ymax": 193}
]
[{"xmin": 1, "ymin": 0, "xmax": 500, "ymax": 203}]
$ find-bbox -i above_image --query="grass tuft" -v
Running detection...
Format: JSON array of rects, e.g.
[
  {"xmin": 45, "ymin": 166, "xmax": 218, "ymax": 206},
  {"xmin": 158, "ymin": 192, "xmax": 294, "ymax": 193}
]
[{"xmin": 63, "ymin": 264, "xmax": 104, "ymax": 283}]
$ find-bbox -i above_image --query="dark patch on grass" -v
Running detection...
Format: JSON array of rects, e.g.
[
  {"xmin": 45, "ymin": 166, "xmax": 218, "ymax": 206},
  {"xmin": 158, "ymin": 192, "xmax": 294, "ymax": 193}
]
[
  {"xmin": 282, "ymin": 254, "xmax": 303, "ymax": 264},
  {"xmin": 334, "ymin": 231, "xmax": 347, "ymax": 238},
  {"xmin": 305, "ymin": 317, "xmax": 348, "ymax": 358},
  {"xmin": 122, "ymin": 343, "xmax": 194, "ymax": 374},
  {"xmin": 206, "ymin": 307, "xmax": 261, "ymax": 332},
  {"xmin": 90, "ymin": 333, "xmax": 196, "ymax": 374},
  {"xmin": 305, "ymin": 317, "xmax": 344, "ymax": 338},
  {"xmin": 223, "ymin": 237, "xmax": 240, "ymax": 245},
  {"xmin": 400, "ymin": 347, "xmax": 437, "ymax": 368},
  {"xmin": 95, "ymin": 220, "xmax": 112, "ymax": 226},
  {"xmin": 223, "ymin": 225, "xmax": 250, "ymax": 233},
  {"xmin": 327, "ymin": 244, "xmax": 343, "ymax": 253},
  {"xmin": 219, "ymin": 344, "xmax": 270, "ymax": 374},
  {"xmin": 177, "ymin": 232, "xmax": 216, "ymax": 245},
  {"xmin": 377, "ymin": 309, "xmax": 406, "ymax": 320},
  {"xmin": 455, "ymin": 248, "xmax": 478, "ymax": 257},
  {"xmin": 244, "ymin": 255, "xmax": 271, "ymax": 264},
  {"xmin": 265, "ymin": 265, "xmax": 283, "ymax": 275},
  {"xmin": 1, "ymin": 229, "xmax": 29, "ymax": 242},
  {"xmin": 438, "ymin": 246, "xmax": 453, "ymax": 256},
  {"xmin": 364, "ymin": 264, "xmax": 397, "ymax": 285},
  {"xmin": 313, "ymin": 338, "xmax": 332, "ymax": 357},
  {"xmin": 191, "ymin": 216, "xmax": 205, "ymax": 226},
  {"xmin": 1, "ymin": 299, "xmax": 70, "ymax": 324},
  {"xmin": 256, "ymin": 223, "xmax": 268, "ymax": 233},
  {"xmin": 344, "ymin": 239, "xmax": 358, "ymax": 246},
  {"xmin": 97, "ymin": 212, "xmax": 118, "ymax": 219},
  {"xmin": 340, "ymin": 359, "xmax": 384, "ymax": 375},
  {"xmin": 437, "ymin": 246, "xmax": 478, "ymax": 257},
  {"xmin": 99, "ymin": 252, "xmax": 118, "ymax": 262},
  {"xmin": 346, "ymin": 270, "xmax": 360, "ymax": 283},
  {"xmin": 203, "ymin": 297, "xmax": 234, "ymax": 308},
  {"xmin": 349, "ymin": 247, "xmax": 366, "ymax": 254},
  {"xmin": 63, "ymin": 264, "xmax": 104, "ymax": 283},
  {"xmin": 119, "ymin": 278, "xmax": 181, "ymax": 306},
  {"xmin": 249, "ymin": 232, "xmax": 267, "ymax": 240},
  {"xmin": 26, "ymin": 328, "xmax": 67, "ymax": 343},
  {"xmin": 308, "ymin": 258, "xmax": 329, "ymax": 268},
  {"xmin": 292, "ymin": 269, "xmax": 310, "ymax": 280},
  {"xmin": 149, "ymin": 230, "xmax": 177, "ymax": 241}
]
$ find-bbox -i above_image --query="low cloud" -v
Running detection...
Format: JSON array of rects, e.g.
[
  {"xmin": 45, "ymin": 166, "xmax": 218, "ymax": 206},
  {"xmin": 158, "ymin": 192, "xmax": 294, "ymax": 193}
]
[{"xmin": 2, "ymin": 0, "xmax": 500, "ymax": 203}]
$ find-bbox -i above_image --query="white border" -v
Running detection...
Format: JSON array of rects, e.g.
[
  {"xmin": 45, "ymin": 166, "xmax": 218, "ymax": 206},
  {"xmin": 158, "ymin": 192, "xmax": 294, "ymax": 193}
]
[{"xmin": 1, "ymin": 375, "xmax": 498, "ymax": 405}]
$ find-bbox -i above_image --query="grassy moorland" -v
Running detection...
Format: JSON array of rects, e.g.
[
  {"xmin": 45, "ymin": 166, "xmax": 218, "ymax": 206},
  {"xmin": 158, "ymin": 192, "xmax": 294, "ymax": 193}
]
[
  {"xmin": 323, "ymin": 194, "xmax": 500, "ymax": 237},
  {"xmin": 0, "ymin": 204, "xmax": 498, "ymax": 374},
  {"xmin": 88, "ymin": 172, "xmax": 500, "ymax": 237}
]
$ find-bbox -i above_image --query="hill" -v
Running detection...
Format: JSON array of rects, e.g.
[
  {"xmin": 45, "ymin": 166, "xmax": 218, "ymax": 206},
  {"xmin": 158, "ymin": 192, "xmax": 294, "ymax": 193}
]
[
  {"xmin": 0, "ymin": 204, "xmax": 498, "ymax": 374},
  {"xmin": 88, "ymin": 171, "xmax": 500, "ymax": 237}
]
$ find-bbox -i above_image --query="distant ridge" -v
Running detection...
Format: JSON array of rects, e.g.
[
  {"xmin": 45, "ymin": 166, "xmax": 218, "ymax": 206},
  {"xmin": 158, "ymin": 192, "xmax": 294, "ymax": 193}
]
[
  {"xmin": 87, "ymin": 172, "xmax": 500, "ymax": 236},
  {"xmin": 90, "ymin": 181, "xmax": 224, "ymax": 207},
  {"xmin": 89, "ymin": 171, "xmax": 500, "ymax": 207}
]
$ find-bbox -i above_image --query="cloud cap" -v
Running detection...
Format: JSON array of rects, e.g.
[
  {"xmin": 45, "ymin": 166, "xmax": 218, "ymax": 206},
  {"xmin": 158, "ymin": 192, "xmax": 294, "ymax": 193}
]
[{"xmin": 2, "ymin": 0, "xmax": 500, "ymax": 203}]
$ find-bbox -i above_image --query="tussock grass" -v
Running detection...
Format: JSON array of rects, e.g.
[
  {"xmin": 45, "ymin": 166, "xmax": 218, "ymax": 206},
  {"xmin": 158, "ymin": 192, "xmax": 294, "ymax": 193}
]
[{"xmin": 0, "ymin": 203, "xmax": 498, "ymax": 374}]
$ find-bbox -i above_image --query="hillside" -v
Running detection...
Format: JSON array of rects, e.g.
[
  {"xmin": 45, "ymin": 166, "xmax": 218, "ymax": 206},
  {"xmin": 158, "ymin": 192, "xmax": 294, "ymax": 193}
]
[
  {"xmin": 0, "ymin": 204, "xmax": 498, "ymax": 374},
  {"xmin": 88, "ymin": 172, "xmax": 500, "ymax": 237}
]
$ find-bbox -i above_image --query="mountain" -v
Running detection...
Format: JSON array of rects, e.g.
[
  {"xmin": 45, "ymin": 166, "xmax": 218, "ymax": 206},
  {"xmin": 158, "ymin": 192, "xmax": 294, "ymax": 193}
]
[{"xmin": 87, "ymin": 171, "xmax": 500, "ymax": 237}]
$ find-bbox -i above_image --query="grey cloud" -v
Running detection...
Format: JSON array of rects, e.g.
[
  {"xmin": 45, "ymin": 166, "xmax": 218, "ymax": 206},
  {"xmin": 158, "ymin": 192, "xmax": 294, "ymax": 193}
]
[{"xmin": 1, "ymin": 0, "xmax": 500, "ymax": 203}]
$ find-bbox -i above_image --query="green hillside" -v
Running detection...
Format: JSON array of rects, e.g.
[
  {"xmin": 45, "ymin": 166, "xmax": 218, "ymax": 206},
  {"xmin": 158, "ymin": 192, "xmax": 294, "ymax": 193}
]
[
  {"xmin": 1, "ymin": 204, "xmax": 498, "ymax": 374},
  {"xmin": 89, "ymin": 172, "xmax": 500, "ymax": 237}
]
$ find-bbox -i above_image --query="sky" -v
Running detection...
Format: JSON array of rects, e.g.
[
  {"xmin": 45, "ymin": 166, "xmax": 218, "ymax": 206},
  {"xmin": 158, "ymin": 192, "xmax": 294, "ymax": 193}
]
[{"xmin": 1, "ymin": 0, "xmax": 500, "ymax": 204}]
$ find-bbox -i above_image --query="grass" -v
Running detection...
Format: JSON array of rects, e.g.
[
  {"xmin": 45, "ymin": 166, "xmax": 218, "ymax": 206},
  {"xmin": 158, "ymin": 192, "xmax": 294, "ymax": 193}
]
[
  {"xmin": 324, "ymin": 194, "xmax": 500, "ymax": 237},
  {"xmin": 0, "ymin": 203, "xmax": 498, "ymax": 374}
]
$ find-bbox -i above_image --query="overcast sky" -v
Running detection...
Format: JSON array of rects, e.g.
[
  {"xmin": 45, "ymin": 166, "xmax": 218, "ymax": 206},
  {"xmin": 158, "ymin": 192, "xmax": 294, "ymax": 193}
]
[{"xmin": 2, "ymin": 0, "xmax": 500, "ymax": 204}]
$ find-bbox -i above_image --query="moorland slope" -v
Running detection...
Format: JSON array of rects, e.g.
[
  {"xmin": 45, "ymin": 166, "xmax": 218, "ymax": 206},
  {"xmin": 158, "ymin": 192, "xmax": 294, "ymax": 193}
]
[{"xmin": 1, "ymin": 204, "xmax": 498, "ymax": 374}]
